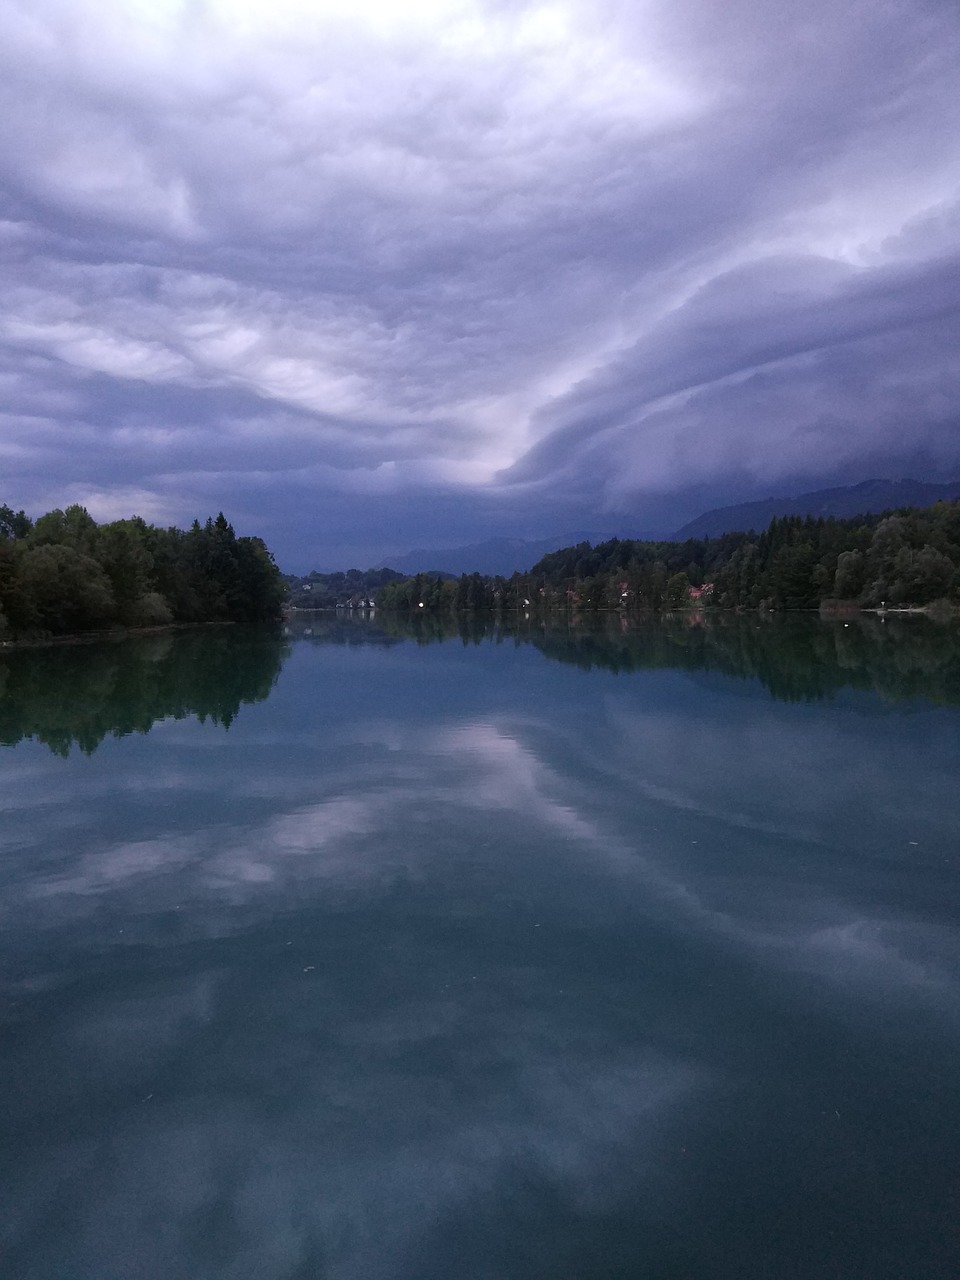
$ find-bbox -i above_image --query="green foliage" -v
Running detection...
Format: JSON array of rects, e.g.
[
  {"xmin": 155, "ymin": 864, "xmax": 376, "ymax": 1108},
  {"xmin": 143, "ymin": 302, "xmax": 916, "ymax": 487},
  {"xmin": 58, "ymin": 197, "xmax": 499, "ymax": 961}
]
[
  {"xmin": 0, "ymin": 503, "xmax": 286, "ymax": 640},
  {"xmin": 378, "ymin": 573, "xmax": 460, "ymax": 612},
  {"xmin": 373, "ymin": 499, "xmax": 960, "ymax": 617},
  {"xmin": 0, "ymin": 504, "xmax": 32, "ymax": 540},
  {"xmin": 286, "ymin": 566, "xmax": 408, "ymax": 609},
  {"xmin": 18, "ymin": 545, "xmax": 116, "ymax": 633},
  {"xmin": 665, "ymin": 571, "xmax": 691, "ymax": 608}
]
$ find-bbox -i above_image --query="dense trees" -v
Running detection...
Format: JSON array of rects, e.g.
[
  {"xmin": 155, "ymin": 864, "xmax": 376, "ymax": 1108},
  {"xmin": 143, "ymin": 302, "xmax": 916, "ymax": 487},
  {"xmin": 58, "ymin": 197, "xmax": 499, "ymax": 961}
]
[
  {"xmin": 709, "ymin": 505, "xmax": 960, "ymax": 610},
  {"xmin": 376, "ymin": 500, "xmax": 960, "ymax": 616},
  {"xmin": 0, "ymin": 504, "xmax": 285, "ymax": 640},
  {"xmin": 285, "ymin": 566, "xmax": 408, "ymax": 609}
]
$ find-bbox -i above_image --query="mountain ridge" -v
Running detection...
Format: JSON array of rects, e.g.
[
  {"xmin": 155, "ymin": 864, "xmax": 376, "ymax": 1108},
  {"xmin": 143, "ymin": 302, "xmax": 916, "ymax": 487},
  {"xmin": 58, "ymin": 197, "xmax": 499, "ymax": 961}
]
[
  {"xmin": 378, "ymin": 531, "xmax": 657, "ymax": 577},
  {"xmin": 670, "ymin": 479, "xmax": 960, "ymax": 540}
]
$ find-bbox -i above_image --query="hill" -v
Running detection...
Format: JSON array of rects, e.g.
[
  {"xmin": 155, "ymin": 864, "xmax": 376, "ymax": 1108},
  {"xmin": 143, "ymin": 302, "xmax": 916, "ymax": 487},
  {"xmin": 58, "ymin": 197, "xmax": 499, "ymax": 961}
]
[
  {"xmin": 378, "ymin": 498, "xmax": 960, "ymax": 614},
  {"xmin": 377, "ymin": 533, "xmax": 628, "ymax": 578},
  {"xmin": 671, "ymin": 479, "xmax": 960, "ymax": 540}
]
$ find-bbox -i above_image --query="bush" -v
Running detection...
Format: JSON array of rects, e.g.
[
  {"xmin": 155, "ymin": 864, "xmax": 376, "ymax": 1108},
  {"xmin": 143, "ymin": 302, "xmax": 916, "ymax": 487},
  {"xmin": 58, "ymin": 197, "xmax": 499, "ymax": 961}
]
[{"xmin": 131, "ymin": 592, "xmax": 174, "ymax": 626}]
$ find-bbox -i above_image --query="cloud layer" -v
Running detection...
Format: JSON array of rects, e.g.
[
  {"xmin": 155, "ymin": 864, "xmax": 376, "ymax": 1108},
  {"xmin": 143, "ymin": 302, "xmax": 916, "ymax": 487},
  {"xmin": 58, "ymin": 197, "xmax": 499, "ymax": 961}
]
[{"xmin": 1, "ymin": 0, "xmax": 959, "ymax": 565}]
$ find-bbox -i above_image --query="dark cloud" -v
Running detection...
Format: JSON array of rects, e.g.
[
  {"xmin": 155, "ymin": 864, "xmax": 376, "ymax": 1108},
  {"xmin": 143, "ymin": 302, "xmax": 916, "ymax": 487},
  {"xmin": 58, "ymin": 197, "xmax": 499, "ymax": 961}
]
[{"xmin": 1, "ymin": 0, "xmax": 958, "ymax": 567}]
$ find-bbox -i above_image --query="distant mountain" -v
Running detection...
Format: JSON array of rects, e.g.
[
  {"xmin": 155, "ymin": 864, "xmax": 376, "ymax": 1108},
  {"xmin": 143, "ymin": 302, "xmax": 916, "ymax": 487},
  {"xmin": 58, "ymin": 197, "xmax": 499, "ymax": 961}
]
[
  {"xmin": 379, "ymin": 532, "xmax": 657, "ymax": 578},
  {"xmin": 671, "ymin": 479, "xmax": 960, "ymax": 540}
]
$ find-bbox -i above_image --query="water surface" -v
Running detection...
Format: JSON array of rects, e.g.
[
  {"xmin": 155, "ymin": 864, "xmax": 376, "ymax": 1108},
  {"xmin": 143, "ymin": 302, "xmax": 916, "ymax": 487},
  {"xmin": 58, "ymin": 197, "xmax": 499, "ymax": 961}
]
[{"xmin": 2, "ymin": 616, "xmax": 959, "ymax": 1279}]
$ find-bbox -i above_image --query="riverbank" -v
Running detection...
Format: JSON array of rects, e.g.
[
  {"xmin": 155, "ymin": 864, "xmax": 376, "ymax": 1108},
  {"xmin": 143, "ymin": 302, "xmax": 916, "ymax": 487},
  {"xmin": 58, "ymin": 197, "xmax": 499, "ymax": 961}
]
[{"xmin": 0, "ymin": 619, "xmax": 240, "ymax": 651}]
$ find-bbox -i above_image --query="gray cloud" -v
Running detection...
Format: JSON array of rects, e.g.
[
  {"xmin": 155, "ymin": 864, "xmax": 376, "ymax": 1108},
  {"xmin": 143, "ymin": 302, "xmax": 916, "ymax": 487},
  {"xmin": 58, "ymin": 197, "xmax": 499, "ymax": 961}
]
[{"xmin": 1, "ymin": 0, "xmax": 958, "ymax": 566}]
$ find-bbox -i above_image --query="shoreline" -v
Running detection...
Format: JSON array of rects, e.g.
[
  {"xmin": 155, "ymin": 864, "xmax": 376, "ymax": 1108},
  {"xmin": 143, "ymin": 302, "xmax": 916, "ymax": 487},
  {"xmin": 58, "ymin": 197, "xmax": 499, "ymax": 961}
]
[
  {"xmin": 4, "ymin": 604, "xmax": 955, "ymax": 649},
  {"xmin": 0, "ymin": 619, "xmax": 239, "ymax": 652},
  {"xmin": 286, "ymin": 602, "xmax": 959, "ymax": 621}
]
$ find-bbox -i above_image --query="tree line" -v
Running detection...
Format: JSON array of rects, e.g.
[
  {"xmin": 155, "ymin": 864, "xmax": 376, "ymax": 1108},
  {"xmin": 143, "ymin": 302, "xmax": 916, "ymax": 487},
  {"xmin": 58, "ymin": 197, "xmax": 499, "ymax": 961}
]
[
  {"xmin": 376, "ymin": 500, "xmax": 960, "ymax": 614},
  {"xmin": 0, "ymin": 503, "xmax": 286, "ymax": 640},
  {"xmin": 285, "ymin": 566, "xmax": 408, "ymax": 609}
]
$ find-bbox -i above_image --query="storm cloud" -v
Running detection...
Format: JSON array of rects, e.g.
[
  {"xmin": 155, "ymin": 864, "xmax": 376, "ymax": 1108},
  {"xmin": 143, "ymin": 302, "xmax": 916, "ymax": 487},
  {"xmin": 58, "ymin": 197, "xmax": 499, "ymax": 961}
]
[{"xmin": 1, "ymin": 0, "xmax": 958, "ymax": 566}]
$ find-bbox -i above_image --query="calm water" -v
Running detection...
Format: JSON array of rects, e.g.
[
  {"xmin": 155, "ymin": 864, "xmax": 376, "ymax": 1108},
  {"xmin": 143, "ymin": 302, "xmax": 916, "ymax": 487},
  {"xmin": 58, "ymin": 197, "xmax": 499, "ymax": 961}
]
[{"xmin": 2, "ymin": 615, "xmax": 960, "ymax": 1280}]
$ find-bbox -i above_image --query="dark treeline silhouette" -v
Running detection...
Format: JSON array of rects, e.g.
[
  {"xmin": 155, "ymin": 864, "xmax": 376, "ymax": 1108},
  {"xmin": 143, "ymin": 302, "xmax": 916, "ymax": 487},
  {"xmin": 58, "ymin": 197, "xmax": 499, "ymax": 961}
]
[
  {"xmin": 0, "ymin": 502, "xmax": 286, "ymax": 640},
  {"xmin": 0, "ymin": 627, "xmax": 288, "ymax": 756},
  {"xmin": 376, "ymin": 500, "xmax": 960, "ymax": 614}
]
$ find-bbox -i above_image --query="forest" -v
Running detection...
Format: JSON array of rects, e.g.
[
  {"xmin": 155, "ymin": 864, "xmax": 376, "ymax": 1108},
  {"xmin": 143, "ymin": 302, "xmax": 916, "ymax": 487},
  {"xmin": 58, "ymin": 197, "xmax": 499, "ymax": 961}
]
[
  {"xmin": 375, "ymin": 499, "xmax": 960, "ymax": 615},
  {"xmin": 0, "ymin": 503, "xmax": 286, "ymax": 641},
  {"xmin": 284, "ymin": 565, "xmax": 409, "ymax": 609}
]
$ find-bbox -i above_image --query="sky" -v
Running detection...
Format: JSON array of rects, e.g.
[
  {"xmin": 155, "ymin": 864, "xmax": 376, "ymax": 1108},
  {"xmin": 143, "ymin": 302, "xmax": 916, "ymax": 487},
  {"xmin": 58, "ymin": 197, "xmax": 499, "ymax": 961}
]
[{"xmin": 1, "ymin": 0, "xmax": 959, "ymax": 571}]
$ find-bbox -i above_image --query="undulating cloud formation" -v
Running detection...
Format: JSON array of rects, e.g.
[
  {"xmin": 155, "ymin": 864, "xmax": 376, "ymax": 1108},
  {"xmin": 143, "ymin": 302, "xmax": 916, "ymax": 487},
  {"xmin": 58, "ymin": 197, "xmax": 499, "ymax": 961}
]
[{"xmin": 1, "ymin": 0, "xmax": 958, "ymax": 566}]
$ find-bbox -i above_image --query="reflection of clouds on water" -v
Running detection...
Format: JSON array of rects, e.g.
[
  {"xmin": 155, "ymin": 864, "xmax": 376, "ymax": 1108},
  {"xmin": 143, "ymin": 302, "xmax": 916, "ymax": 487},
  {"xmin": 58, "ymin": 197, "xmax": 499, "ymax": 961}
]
[
  {"xmin": 66, "ymin": 969, "xmax": 225, "ymax": 1071},
  {"xmin": 7, "ymin": 745, "xmax": 700, "ymax": 1278},
  {"xmin": 4, "ymin": 663, "xmax": 960, "ymax": 1277},
  {"xmin": 438, "ymin": 721, "xmax": 606, "ymax": 847},
  {"xmin": 9, "ymin": 1037, "xmax": 694, "ymax": 1280},
  {"xmin": 6, "ymin": 705, "xmax": 959, "ymax": 1028},
  {"xmin": 0, "ymin": 713, "xmax": 697, "ymax": 1275},
  {"xmin": 601, "ymin": 688, "xmax": 956, "ymax": 848},
  {"xmin": 34, "ymin": 835, "xmax": 200, "ymax": 897},
  {"xmin": 799, "ymin": 916, "xmax": 958, "ymax": 1002},
  {"xmin": 2, "ymin": 717, "xmax": 652, "ymax": 927},
  {"xmin": 421, "ymin": 717, "xmax": 960, "ymax": 1021}
]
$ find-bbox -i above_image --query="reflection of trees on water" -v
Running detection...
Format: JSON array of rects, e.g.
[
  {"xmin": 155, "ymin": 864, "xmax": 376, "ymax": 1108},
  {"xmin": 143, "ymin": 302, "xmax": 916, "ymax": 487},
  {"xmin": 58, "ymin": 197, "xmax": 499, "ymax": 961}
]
[
  {"xmin": 530, "ymin": 613, "xmax": 960, "ymax": 706},
  {"xmin": 288, "ymin": 611, "xmax": 525, "ymax": 649},
  {"xmin": 283, "ymin": 616, "xmax": 405, "ymax": 649},
  {"xmin": 10, "ymin": 614, "xmax": 956, "ymax": 757},
  {"xmin": 0, "ymin": 627, "xmax": 289, "ymax": 756},
  {"xmin": 299, "ymin": 610, "xmax": 960, "ymax": 707}
]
